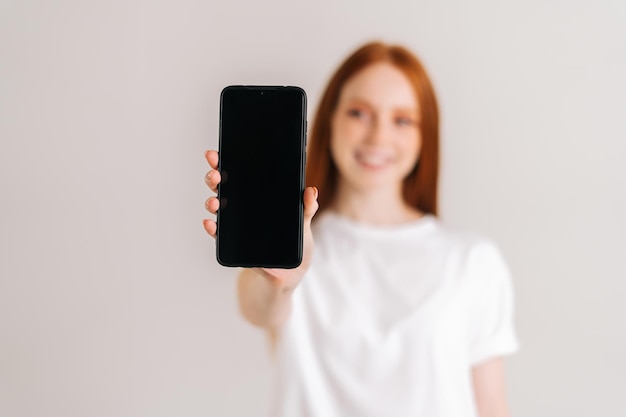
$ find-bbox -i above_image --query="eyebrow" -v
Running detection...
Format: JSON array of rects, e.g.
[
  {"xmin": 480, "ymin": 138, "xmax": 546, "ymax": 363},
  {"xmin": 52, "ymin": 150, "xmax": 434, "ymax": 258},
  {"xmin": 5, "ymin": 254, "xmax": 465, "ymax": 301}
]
[{"xmin": 344, "ymin": 97, "xmax": 419, "ymax": 116}]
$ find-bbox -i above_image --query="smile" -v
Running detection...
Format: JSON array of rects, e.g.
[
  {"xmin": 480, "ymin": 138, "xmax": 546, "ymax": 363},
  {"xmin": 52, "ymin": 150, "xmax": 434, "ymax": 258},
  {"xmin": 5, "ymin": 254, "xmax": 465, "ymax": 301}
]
[{"xmin": 355, "ymin": 150, "xmax": 394, "ymax": 170}]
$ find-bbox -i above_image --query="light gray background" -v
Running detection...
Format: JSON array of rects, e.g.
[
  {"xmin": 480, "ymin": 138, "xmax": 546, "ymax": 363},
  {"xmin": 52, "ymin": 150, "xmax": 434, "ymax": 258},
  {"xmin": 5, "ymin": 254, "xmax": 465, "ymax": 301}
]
[{"xmin": 1, "ymin": 0, "xmax": 625, "ymax": 416}]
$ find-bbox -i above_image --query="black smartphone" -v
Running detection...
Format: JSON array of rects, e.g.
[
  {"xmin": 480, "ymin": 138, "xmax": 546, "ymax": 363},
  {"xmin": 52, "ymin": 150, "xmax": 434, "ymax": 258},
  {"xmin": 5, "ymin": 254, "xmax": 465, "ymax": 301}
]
[{"xmin": 216, "ymin": 85, "xmax": 307, "ymax": 268}]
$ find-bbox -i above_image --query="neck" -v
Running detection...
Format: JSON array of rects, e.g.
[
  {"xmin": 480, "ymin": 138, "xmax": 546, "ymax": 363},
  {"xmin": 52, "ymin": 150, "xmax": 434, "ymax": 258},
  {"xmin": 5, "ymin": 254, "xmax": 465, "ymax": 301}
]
[{"xmin": 329, "ymin": 180, "xmax": 423, "ymax": 226}]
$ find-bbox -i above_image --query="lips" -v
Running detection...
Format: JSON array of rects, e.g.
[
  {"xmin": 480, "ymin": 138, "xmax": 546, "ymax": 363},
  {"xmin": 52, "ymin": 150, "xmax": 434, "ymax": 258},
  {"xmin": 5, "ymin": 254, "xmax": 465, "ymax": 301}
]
[{"xmin": 355, "ymin": 149, "xmax": 394, "ymax": 169}]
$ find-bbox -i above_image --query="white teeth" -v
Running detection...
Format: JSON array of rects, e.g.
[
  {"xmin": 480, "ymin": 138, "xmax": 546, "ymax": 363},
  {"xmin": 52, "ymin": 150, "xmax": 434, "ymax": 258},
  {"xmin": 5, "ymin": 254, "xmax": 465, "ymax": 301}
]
[{"xmin": 356, "ymin": 151, "xmax": 391, "ymax": 167}]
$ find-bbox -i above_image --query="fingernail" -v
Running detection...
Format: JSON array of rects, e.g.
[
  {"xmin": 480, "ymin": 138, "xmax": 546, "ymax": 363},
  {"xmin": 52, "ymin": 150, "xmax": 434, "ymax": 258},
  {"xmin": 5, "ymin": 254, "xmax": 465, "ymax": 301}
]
[
  {"xmin": 207, "ymin": 171, "xmax": 213, "ymax": 181},
  {"xmin": 313, "ymin": 187, "xmax": 318, "ymax": 200}
]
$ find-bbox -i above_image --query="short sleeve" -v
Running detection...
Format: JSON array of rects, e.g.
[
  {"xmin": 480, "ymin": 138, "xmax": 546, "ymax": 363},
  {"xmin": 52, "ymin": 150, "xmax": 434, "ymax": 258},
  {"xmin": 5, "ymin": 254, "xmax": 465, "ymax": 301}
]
[{"xmin": 466, "ymin": 239, "xmax": 520, "ymax": 366}]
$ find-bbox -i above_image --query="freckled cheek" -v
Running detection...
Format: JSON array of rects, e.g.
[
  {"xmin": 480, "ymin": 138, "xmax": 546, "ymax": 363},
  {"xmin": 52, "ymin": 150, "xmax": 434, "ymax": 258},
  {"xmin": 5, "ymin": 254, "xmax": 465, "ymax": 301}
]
[
  {"xmin": 332, "ymin": 120, "xmax": 367, "ymax": 150},
  {"xmin": 329, "ymin": 130, "xmax": 353, "ymax": 169},
  {"xmin": 331, "ymin": 140, "xmax": 354, "ymax": 169},
  {"xmin": 401, "ymin": 134, "xmax": 422, "ymax": 166}
]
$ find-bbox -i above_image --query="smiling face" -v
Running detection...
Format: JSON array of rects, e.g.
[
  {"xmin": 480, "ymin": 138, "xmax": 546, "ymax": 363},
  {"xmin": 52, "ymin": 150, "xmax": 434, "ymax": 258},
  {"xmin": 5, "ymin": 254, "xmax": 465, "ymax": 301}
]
[{"xmin": 330, "ymin": 62, "xmax": 422, "ymax": 195}]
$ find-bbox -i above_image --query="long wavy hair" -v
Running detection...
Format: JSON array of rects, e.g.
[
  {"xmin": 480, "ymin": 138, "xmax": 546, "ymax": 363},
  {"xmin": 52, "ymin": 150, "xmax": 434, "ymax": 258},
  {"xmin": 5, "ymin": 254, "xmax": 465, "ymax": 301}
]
[{"xmin": 306, "ymin": 41, "xmax": 440, "ymax": 217}]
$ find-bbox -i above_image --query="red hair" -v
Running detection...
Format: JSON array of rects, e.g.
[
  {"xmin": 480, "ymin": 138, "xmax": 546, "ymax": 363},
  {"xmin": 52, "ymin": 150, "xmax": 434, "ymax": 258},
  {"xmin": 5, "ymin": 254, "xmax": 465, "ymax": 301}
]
[{"xmin": 306, "ymin": 41, "xmax": 440, "ymax": 217}]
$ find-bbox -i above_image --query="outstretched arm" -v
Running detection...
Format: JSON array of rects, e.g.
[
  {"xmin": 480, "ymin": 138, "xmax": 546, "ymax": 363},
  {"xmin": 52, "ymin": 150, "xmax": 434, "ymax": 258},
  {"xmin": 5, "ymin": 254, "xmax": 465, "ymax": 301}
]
[
  {"xmin": 472, "ymin": 358, "xmax": 513, "ymax": 417},
  {"xmin": 203, "ymin": 149, "xmax": 319, "ymax": 330}
]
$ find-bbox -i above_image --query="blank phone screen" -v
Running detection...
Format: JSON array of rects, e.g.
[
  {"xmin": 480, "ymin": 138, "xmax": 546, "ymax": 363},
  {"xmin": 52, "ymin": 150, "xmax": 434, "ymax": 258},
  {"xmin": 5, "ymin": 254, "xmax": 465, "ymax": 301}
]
[{"xmin": 216, "ymin": 86, "xmax": 306, "ymax": 268}]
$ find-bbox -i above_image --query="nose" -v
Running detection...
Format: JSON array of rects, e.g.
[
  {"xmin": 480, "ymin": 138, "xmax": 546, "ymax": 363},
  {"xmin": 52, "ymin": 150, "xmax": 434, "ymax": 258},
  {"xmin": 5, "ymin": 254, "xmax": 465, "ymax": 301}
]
[{"xmin": 365, "ymin": 117, "xmax": 390, "ymax": 145}]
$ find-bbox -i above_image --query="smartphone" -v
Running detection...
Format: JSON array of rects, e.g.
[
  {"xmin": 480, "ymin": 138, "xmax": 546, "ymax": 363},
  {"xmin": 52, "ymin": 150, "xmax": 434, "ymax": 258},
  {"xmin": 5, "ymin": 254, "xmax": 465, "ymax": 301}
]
[{"xmin": 216, "ymin": 85, "xmax": 307, "ymax": 268}]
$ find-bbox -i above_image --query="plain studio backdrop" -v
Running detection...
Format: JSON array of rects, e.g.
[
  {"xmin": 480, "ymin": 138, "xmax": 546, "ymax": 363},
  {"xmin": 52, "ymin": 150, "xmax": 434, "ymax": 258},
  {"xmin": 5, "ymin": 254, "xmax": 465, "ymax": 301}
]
[{"xmin": 1, "ymin": 0, "xmax": 625, "ymax": 415}]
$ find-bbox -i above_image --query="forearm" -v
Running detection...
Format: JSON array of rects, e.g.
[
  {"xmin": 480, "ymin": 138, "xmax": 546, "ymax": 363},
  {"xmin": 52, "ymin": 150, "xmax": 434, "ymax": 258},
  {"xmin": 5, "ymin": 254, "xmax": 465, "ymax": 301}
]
[
  {"xmin": 237, "ymin": 268, "xmax": 294, "ymax": 329},
  {"xmin": 472, "ymin": 358, "xmax": 512, "ymax": 417}
]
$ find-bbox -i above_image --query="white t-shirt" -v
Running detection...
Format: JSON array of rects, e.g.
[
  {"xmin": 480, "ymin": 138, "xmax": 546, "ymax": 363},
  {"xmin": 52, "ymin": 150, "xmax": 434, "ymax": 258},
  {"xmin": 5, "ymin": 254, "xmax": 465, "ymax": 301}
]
[{"xmin": 267, "ymin": 211, "xmax": 520, "ymax": 417}]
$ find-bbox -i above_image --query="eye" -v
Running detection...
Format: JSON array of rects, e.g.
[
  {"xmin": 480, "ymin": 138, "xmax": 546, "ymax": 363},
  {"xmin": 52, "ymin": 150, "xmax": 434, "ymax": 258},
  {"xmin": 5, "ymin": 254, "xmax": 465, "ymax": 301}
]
[
  {"xmin": 395, "ymin": 117, "xmax": 416, "ymax": 127},
  {"xmin": 347, "ymin": 108, "xmax": 367, "ymax": 119}
]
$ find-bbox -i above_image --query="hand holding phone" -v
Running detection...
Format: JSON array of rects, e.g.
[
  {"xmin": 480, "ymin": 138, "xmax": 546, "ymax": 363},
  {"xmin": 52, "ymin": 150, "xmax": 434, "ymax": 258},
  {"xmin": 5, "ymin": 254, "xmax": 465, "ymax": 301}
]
[{"xmin": 203, "ymin": 150, "xmax": 319, "ymax": 288}]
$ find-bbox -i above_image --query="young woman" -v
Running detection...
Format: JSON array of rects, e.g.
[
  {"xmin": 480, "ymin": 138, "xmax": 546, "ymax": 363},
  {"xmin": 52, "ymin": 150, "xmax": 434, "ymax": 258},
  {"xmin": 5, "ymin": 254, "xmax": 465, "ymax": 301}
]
[{"xmin": 203, "ymin": 42, "xmax": 520, "ymax": 417}]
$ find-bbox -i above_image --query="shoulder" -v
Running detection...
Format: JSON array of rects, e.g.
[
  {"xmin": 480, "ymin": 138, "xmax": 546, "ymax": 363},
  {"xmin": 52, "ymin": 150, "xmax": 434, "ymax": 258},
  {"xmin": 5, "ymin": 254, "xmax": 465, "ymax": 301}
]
[
  {"xmin": 429, "ymin": 219, "xmax": 511, "ymax": 283},
  {"xmin": 429, "ymin": 217, "xmax": 502, "ymax": 254},
  {"xmin": 311, "ymin": 211, "xmax": 509, "ymax": 272}
]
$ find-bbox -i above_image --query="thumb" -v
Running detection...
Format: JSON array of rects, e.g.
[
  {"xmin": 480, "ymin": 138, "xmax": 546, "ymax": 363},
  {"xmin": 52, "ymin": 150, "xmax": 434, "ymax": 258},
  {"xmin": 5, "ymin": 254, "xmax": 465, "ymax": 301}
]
[{"xmin": 303, "ymin": 186, "xmax": 319, "ymax": 230}]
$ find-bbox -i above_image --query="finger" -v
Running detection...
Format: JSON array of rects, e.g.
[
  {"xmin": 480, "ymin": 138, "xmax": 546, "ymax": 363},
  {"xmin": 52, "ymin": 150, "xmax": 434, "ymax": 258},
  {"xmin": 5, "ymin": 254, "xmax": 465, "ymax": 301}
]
[
  {"xmin": 303, "ymin": 186, "xmax": 319, "ymax": 232},
  {"xmin": 203, "ymin": 219, "xmax": 217, "ymax": 239},
  {"xmin": 256, "ymin": 268, "xmax": 287, "ymax": 288},
  {"xmin": 205, "ymin": 196, "xmax": 220, "ymax": 214},
  {"xmin": 205, "ymin": 150, "xmax": 219, "ymax": 170},
  {"xmin": 205, "ymin": 169, "xmax": 222, "ymax": 193}
]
